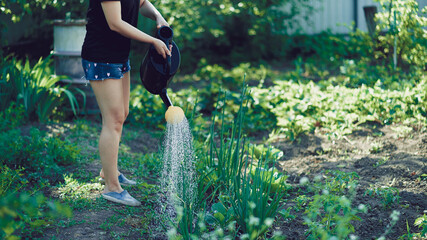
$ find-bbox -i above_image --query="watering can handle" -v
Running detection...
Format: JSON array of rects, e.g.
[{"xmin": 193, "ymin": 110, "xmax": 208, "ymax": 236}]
[{"xmin": 166, "ymin": 54, "xmax": 171, "ymax": 74}]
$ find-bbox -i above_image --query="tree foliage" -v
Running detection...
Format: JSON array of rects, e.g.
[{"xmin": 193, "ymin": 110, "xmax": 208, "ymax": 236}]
[
  {"xmin": 157, "ymin": 0, "xmax": 316, "ymax": 69},
  {"xmin": 374, "ymin": 0, "xmax": 427, "ymax": 70}
]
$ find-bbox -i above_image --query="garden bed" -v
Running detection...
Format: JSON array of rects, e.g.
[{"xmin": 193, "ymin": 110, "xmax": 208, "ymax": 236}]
[{"xmin": 29, "ymin": 118, "xmax": 426, "ymax": 239}]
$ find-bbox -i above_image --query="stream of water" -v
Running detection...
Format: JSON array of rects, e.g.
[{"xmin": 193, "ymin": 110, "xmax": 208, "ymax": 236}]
[{"xmin": 160, "ymin": 118, "xmax": 196, "ymax": 220}]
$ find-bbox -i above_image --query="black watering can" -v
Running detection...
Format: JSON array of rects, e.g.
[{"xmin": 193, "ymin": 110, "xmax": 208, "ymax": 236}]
[{"xmin": 140, "ymin": 26, "xmax": 181, "ymax": 108}]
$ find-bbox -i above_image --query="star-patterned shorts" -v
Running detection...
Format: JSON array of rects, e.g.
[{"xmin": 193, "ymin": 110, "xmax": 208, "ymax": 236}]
[{"xmin": 81, "ymin": 59, "xmax": 131, "ymax": 81}]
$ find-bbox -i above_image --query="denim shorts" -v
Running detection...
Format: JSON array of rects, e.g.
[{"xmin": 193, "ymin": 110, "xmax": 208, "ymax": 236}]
[{"xmin": 81, "ymin": 59, "xmax": 131, "ymax": 81}]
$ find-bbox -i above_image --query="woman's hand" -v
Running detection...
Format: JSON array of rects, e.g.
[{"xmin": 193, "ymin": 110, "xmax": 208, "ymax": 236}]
[
  {"xmin": 156, "ymin": 15, "xmax": 169, "ymax": 29},
  {"xmin": 152, "ymin": 38, "xmax": 171, "ymax": 59},
  {"xmin": 155, "ymin": 15, "xmax": 172, "ymax": 57}
]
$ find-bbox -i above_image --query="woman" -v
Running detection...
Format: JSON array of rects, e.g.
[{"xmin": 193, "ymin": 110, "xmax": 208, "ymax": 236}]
[{"xmin": 81, "ymin": 0, "xmax": 170, "ymax": 206}]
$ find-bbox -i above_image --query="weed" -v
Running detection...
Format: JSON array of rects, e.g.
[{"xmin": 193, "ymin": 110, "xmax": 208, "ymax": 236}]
[
  {"xmin": 414, "ymin": 214, "xmax": 427, "ymax": 238},
  {"xmin": 364, "ymin": 186, "xmax": 400, "ymax": 209},
  {"xmin": 278, "ymin": 207, "xmax": 296, "ymax": 222},
  {"xmin": 0, "ymin": 128, "xmax": 80, "ymax": 184},
  {"xmin": 305, "ymin": 196, "xmax": 364, "ymax": 240},
  {"xmin": 0, "ymin": 165, "xmax": 27, "ymax": 196},
  {"xmin": 315, "ymin": 170, "xmax": 359, "ymax": 195},
  {"xmin": 56, "ymin": 175, "xmax": 103, "ymax": 210},
  {"xmin": 100, "ymin": 215, "xmax": 120, "ymax": 231},
  {"xmin": 370, "ymin": 141, "xmax": 384, "ymax": 153},
  {"xmin": 391, "ymin": 125, "xmax": 413, "ymax": 139},
  {"xmin": 377, "ymin": 210, "xmax": 401, "ymax": 240},
  {"xmin": 373, "ymin": 156, "xmax": 390, "ymax": 168},
  {"xmin": 293, "ymin": 195, "xmax": 312, "ymax": 212}
]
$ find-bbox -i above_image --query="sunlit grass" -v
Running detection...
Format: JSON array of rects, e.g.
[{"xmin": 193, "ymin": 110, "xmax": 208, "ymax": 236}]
[{"xmin": 54, "ymin": 174, "xmax": 103, "ymax": 209}]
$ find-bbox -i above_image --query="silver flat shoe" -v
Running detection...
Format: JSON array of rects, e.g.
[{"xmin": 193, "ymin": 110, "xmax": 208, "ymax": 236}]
[{"xmin": 101, "ymin": 190, "xmax": 141, "ymax": 206}]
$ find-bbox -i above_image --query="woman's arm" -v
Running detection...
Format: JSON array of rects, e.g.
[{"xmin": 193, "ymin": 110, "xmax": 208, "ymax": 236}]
[
  {"xmin": 139, "ymin": 0, "xmax": 169, "ymax": 28},
  {"xmin": 101, "ymin": 1, "xmax": 170, "ymax": 58}
]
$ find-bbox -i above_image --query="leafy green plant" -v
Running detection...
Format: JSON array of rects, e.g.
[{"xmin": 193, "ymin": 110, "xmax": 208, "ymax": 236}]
[
  {"xmin": 251, "ymin": 76, "xmax": 427, "ymax": 141},
  {"xmin": 292, "ymin": 195, "xmax": 312, "ymax": 212},
  {"xmin": 1, "ymin": 56, "xmax": 83, "ymax": 122},
  {"xmin": 0, "ymin": 165, "xmax": 27, "ymax": 196},
  {"xmin": 364, "ymin": 186, "xmax": 400, "ymax": 209},
  {"xmin": 304, "ymin": 194, "xmax": 365, "ymax": 240},
  {"xmin": 370, "ymin": 141, "xmax": 383, "ymax": 153},
  {"xmin": 319, "ymin": 170, "xmax": 359, "ymax": 195},
  {"xmin": 414, "ymin": 214, "xmax": 427, "ymax": 238},
  {"xmin": 205, "ymin": 195, "xmax": 236, "ymax": 231},
  {"xmin": 0, "ymin": 192, "xmax": 72, "ymax": 240},
  {"xmin": 303, "ymin": 170, "xmax": 364, "ymax": 240},
  {"xmin": 278, "ymin": 207, "xmax": 296, "ymax": 222},
  {"xmin": 245, "ymin": 144, "xmax": 283, "ymax": 164}
]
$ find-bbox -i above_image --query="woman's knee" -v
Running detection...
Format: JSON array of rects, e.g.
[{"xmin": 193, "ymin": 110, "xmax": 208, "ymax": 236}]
[
  {"xmin": 104, "ymin": 111, "xmax": 125, "ymax": 132},
  {"xmin": 124, "ymin": 108, "xmax": 129, "ymax": 120}
]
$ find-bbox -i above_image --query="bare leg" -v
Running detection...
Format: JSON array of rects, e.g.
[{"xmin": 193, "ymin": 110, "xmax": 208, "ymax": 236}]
[
  {"xmin": 99, "ymin": 72, "xmax": 131, "ymax": 179},
  {"xmin": 91, "ymin": 78, "xmax": 126, "ymax": 194}
]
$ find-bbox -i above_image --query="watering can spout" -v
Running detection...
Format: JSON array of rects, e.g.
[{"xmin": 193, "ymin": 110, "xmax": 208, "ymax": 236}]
[{"xmin": 160, "ymin": 89, "xmax": 173, "ymax": 108}]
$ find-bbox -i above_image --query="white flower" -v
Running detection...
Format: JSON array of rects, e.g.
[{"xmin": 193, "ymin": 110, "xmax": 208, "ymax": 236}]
[
  {"xmin": 249, "ymin": 216, "xmax": 260, "ymax": 226},
  {"xmin": 166, "ymin": 228, "xmax": 177, "ymax": 238},
  {"xmin": 264, "ymin": 218, "xmax": 274, "ymax": 227},
  {"xmin": 390, "ymin": 210, "xmax": 400, "ymax": 221},
  {"xmin": 349, "ymin": 234, "xmax": 359, "ymax": 240},
  {"xmin": 240, "ymin": 233, "xmax": 250, "ymax": 240},
  {"xmin": 299, "ymin": 177, "xmax": 309, "ymax": 185},
  {"xmin": 358, "ymin": 204, "xmax": 367, "ymax": 212},
  {"xmin": 314, "ymin": 175, "xmax": 322, "ymax": 182}
]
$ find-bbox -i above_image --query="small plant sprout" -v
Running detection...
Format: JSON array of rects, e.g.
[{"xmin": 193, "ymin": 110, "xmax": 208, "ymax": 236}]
[
  {"xmin": 370, "ymin": 141, "xmax": 383, "ymax": 153},
  {"xmin": 364, "ymin": 186, "xmax": 400, "ymax": 209},
  {"xmin": 373, "ymin": 156, "xmax": 390, "ymax": 168}
]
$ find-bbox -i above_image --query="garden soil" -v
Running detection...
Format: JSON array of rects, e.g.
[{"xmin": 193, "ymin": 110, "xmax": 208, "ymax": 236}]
[
  {"xmin": 273, "ymin": 123, "xmax": 427, "ymax": 239},
  {"xmin": 41, "ymin": 122, "xmax": 426, "ymax": 239}
]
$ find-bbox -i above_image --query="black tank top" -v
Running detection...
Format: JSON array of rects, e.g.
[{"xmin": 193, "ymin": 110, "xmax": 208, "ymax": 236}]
[{"xmin": 81, "ymin": 0, "xmax": 139, "ymax": 63}]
